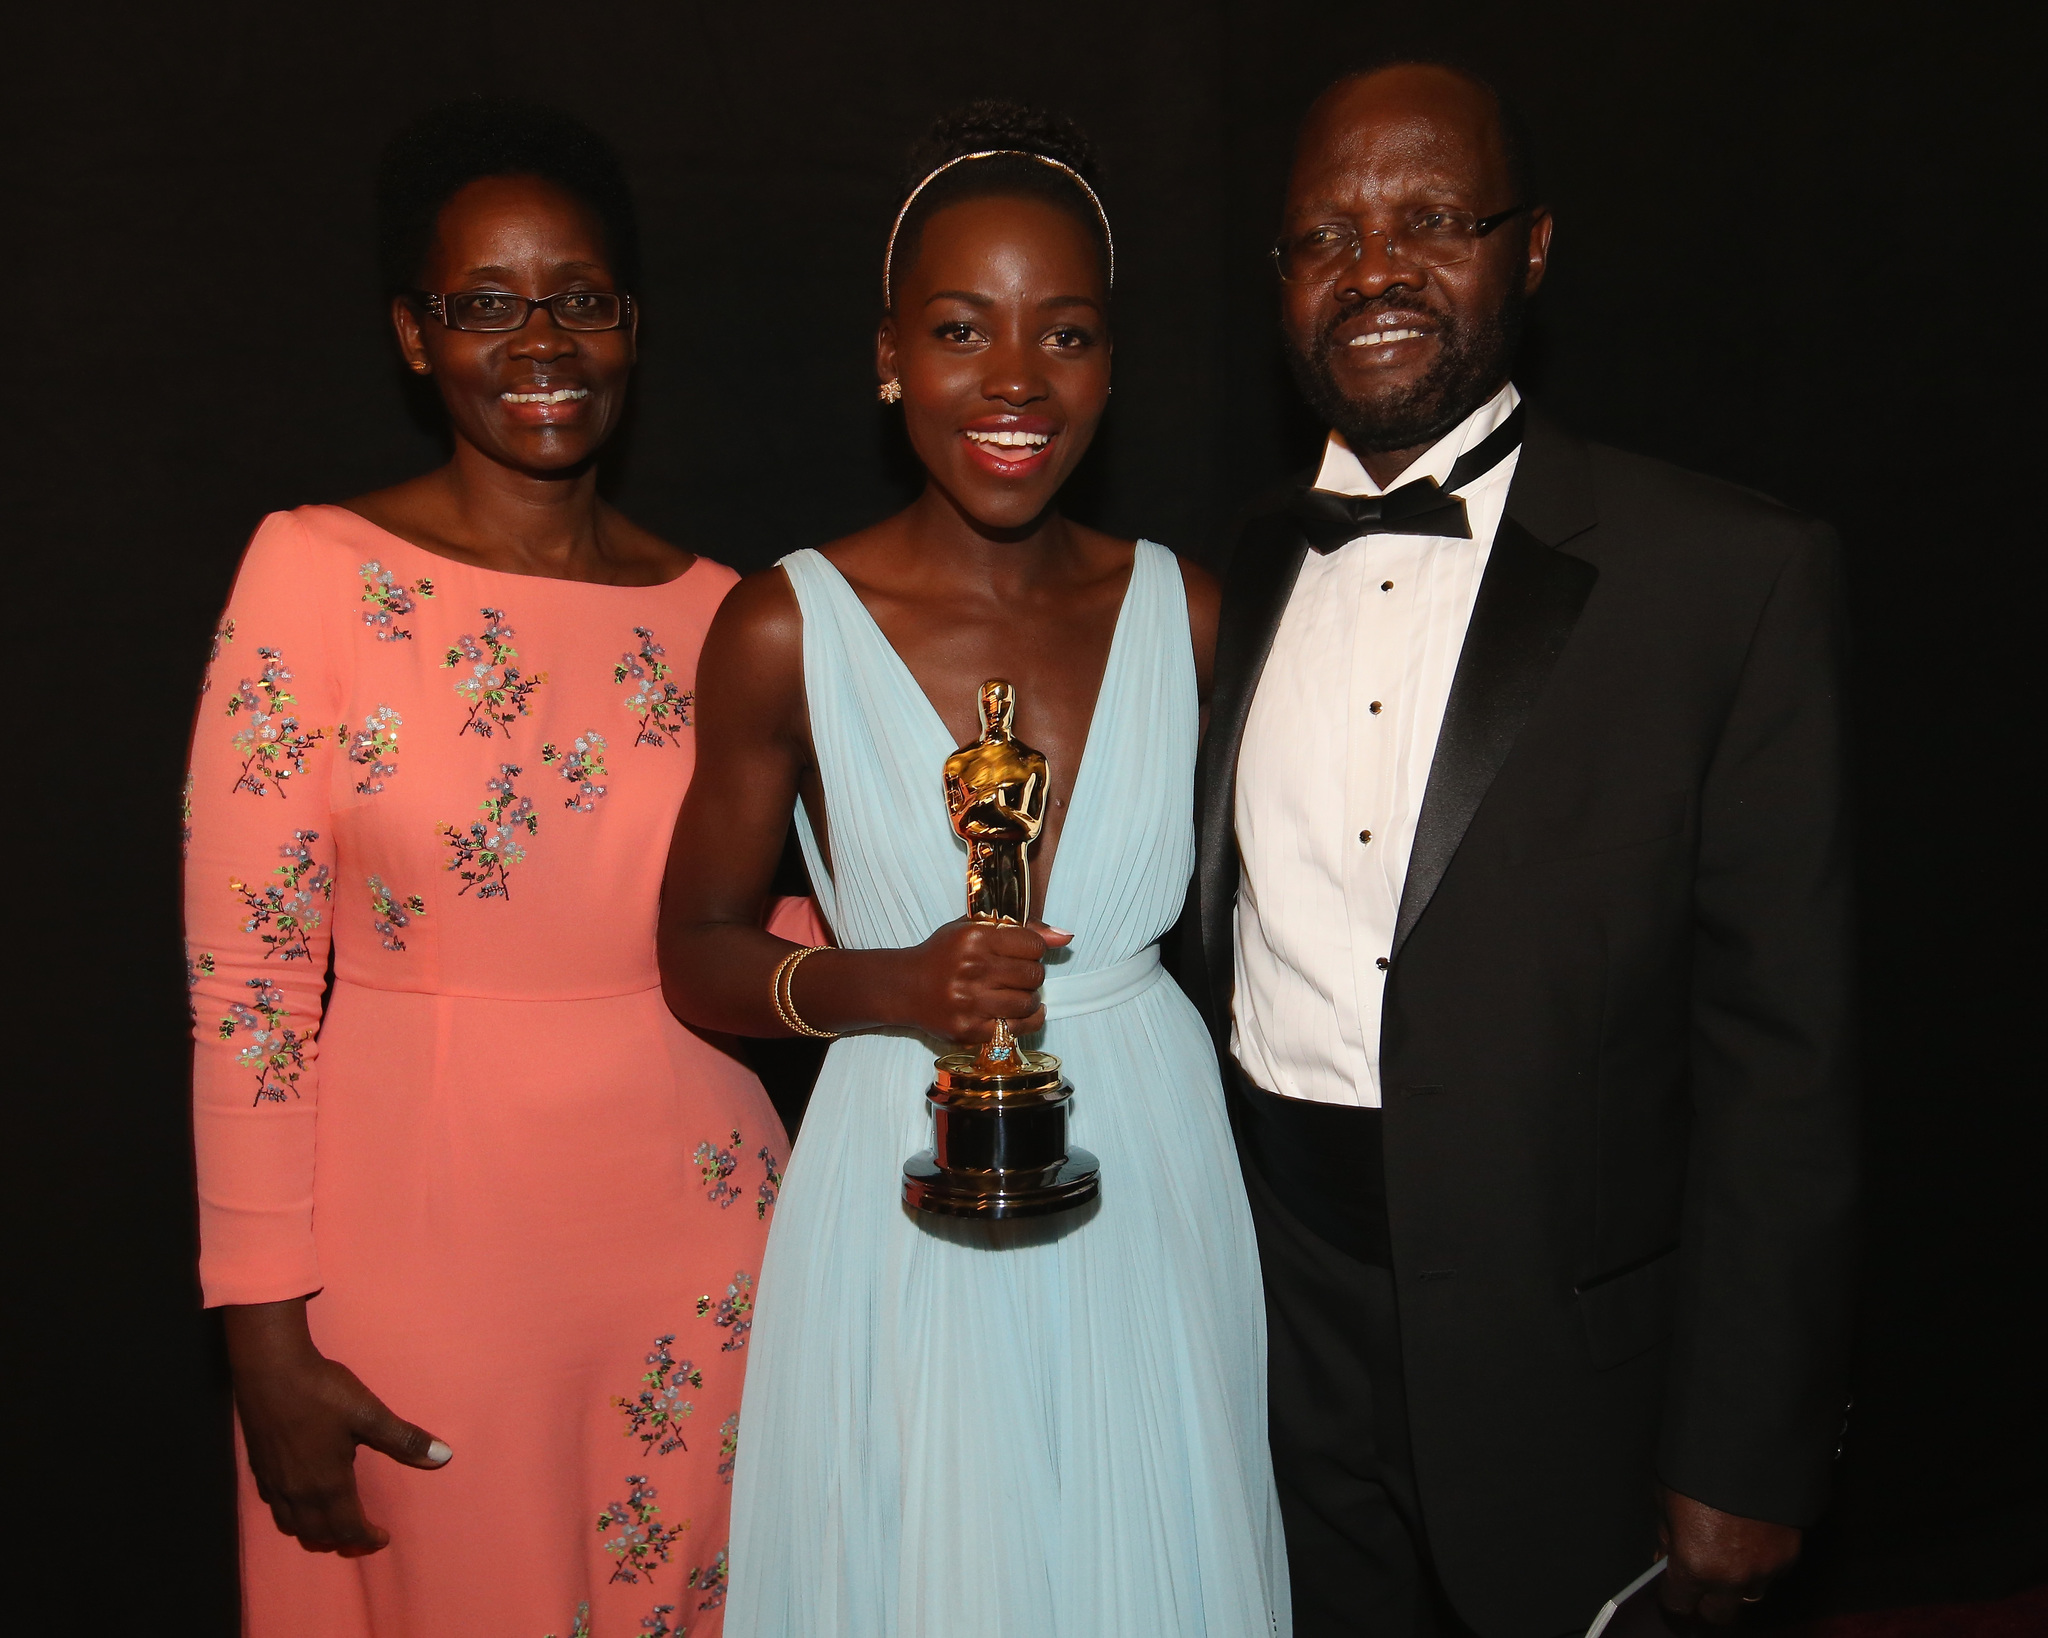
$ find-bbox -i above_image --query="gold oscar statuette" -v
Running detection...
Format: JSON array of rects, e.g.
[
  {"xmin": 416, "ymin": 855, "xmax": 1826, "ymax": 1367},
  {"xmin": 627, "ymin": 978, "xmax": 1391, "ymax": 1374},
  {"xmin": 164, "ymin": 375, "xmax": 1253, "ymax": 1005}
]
[{"xmin": 901, "ymin": 680, "xmax": 1101, "ymax": 1218}]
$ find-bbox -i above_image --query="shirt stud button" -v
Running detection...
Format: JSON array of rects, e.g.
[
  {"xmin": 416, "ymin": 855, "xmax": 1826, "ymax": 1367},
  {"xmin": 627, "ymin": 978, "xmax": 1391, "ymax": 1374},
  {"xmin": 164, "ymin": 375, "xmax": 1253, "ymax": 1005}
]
[
  {"xmin": 1358, "ymin": 828, "xmax": 1373, "ymax": 843},
  {"xmin": 1375, "ymin": 956, "xmax": 1391, "ymax": 971},
  {"xmin": 1369, "ymin": 700, "xmax": 1383, "ymax": 715},
  {"xmin": 1381, "ymin": 580, "xmax": 1394, "ymax": 591}
]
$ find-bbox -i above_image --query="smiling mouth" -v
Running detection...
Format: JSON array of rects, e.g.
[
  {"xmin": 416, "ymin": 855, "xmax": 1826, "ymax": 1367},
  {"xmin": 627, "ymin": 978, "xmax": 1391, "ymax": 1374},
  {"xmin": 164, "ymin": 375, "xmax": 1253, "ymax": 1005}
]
[
  {"xmin": 1348, "ymin": 329, "xmax": 1428, "ymax": 348},
  {"xmin": 962, "ymin": 428, "xmax": 1057, "ymax": 472},
  {"xmin": 500, "ymin": 387, "xmax": 590, "ymax": 404}
]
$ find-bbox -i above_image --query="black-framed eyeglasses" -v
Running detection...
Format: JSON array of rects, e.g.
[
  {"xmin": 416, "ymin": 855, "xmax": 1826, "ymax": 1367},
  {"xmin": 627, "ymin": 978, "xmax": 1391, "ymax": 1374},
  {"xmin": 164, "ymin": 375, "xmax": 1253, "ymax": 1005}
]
[
  {"xmin": 1271, "ymin": 205, "xmax": 1529, "ymax": 283},
  {"xmin": 415, "ymin": 288, "xmax": 634, "ymax": 333}
]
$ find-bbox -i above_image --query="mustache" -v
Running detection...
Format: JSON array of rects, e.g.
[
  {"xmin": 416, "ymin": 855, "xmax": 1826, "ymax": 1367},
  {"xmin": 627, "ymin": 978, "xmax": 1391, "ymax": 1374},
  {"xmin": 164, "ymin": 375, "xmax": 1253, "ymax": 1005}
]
[
  {"xmin": 1284, "ymin": 281, "xmax": 1521, "ymax": 457},
  {"xmin": 1314, "ymin": 298, "xmax": 1457, "ymax": 354}
]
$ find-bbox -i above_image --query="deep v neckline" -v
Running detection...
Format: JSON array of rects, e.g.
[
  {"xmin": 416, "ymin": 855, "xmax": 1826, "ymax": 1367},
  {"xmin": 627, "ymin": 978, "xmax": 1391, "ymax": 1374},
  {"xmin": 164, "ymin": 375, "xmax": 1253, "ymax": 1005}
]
[{"xmin": 796, "ymin": 548, "xmax": 1147, "ymax": 920}]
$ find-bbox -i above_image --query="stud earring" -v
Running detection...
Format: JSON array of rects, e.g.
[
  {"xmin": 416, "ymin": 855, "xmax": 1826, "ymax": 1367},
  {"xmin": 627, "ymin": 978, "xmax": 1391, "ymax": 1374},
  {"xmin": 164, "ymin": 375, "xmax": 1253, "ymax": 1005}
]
[
  {"xmin": 877, "ymin": 379, "xmax": 902, "ymax": 404},
  {"xmin": 411, "ymin": 360, "xmax": 430, "ymax": 374}
]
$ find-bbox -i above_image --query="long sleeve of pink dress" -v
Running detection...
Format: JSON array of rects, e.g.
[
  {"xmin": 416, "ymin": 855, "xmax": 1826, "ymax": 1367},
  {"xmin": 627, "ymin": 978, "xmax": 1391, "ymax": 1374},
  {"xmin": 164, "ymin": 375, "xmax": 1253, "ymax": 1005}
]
[
  {"xmin": 185, "ymin": 505, "xmax": 795, "ymax": 1638},
  {"xmin": 187, "ymin": 512, "xmax": 346, "ymax": 1304}
]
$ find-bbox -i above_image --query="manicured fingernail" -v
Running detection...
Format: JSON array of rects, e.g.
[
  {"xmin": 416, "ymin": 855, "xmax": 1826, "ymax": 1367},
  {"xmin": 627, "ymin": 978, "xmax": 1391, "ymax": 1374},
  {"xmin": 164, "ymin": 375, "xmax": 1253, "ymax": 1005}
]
[
  {"xmin": 426, "ymin": 1440, "xmax": 453, "ymax": 1466},
  {"xmin": 1046, "ymin": 926, "xmax": 1074, "ymax": 938}
]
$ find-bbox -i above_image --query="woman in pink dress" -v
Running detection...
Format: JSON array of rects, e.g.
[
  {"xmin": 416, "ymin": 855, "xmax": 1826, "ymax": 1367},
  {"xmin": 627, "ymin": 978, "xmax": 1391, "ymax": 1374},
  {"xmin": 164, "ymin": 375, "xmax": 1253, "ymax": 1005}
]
[{"xmin": 184, "ymin": 99, "xmax": 793, "ymax": 1638}]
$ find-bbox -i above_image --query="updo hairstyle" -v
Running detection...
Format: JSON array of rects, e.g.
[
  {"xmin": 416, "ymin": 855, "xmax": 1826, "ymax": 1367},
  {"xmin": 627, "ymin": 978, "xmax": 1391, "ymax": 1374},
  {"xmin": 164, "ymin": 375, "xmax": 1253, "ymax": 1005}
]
[{"xmin": 884, "ymin": 101, "xmax": 1109, "ymax": 311}]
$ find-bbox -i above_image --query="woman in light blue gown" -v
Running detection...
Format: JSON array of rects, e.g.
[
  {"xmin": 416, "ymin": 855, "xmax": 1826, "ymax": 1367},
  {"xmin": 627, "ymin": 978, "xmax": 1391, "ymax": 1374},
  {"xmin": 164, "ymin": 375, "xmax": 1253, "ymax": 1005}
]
[{"xmin": 659, "ymin": 103, "xmax": 1288, "ymax": 1638}]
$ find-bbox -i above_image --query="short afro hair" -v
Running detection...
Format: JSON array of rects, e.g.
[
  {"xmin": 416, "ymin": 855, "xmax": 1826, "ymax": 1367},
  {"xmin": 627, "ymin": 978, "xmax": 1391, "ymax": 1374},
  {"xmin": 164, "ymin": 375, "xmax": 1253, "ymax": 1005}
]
[
  {"xmin": 375, "ymin": 96, "xmax": 640, "ymax": 296},
  {"xmin": 885, "ymin": 100, "xmax": 1110, "ymax": 311}
]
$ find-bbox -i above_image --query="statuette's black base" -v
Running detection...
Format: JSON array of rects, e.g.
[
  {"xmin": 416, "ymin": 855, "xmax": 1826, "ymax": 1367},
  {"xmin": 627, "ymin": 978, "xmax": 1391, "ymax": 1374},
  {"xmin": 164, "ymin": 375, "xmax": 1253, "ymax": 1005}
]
[
  {"xmin": 902, "ymin": 1050, "xmax": 1100, "ymax": 1219},
  {"xmin": 902, "ymin": 1146, "xmax": 1101, "ymax": 1219}
]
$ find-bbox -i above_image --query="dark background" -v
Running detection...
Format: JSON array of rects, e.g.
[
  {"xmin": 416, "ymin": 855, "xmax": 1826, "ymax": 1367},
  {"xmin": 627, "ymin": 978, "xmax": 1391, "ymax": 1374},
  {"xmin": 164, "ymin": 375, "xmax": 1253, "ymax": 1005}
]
[{"xmin": 19, "ymin": 1, "xmax": 2041, "ymax": 1627}]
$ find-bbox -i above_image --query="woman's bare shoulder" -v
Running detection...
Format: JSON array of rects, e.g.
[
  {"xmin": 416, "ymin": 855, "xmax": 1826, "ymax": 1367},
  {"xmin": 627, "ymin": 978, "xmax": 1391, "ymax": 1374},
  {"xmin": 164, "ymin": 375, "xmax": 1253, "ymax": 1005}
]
[
  {"xmin": 1174, "ymin": 551, "xmax": 1221, "ymax": 625},
  {"xmin": 1055, "ymin": 524, "xmax": 1144, "ymax": 605},
  {"xmin": 1069, "ymin": 522, "xmax": 1214, "ymax": 610},
  {"xmin": 1113, "ymin": 535, "xmax": 1221, "ymax": 689},
  {"xmin": 708, "ymin": 561, "xmax": 802, "ymax": 654},
  {"xmin": 809, "ymin": 518, "xmax": 905, "ymax": 595}
]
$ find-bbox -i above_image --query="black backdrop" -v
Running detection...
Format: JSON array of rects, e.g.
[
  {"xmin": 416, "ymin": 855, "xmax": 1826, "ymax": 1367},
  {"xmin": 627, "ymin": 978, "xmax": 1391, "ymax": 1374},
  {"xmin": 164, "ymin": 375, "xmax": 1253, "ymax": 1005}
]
[{"xmin": 20, "ymin": 1, "xmax": 2042, "ymax": 1627}]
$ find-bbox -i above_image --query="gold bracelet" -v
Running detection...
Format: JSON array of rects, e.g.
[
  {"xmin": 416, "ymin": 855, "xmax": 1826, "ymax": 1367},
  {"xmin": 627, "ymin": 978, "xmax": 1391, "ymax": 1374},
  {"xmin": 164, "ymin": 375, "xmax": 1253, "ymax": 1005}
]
[
  {"xmin": 771, "ymin": 945, "xmax": 838, "ymax": 1040},
  {"xmin": 769, "ymin": 948, "xmax": 804, "ymax": 1033}
]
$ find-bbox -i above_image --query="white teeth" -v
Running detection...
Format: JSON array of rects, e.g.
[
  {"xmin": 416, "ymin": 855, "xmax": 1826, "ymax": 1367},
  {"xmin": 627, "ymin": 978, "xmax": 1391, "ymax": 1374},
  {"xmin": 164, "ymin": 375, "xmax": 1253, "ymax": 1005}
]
[
  {"xmin": 965, "ymin": 430, "xmax": 1052, "ymax": 448},
  {"xmin": 1348, "ymin": 329, "xmax": 1426, "ymax": 347},
  {"xmin": 500, "ymin": 387, "xmax": 590, "ymax": 404}
]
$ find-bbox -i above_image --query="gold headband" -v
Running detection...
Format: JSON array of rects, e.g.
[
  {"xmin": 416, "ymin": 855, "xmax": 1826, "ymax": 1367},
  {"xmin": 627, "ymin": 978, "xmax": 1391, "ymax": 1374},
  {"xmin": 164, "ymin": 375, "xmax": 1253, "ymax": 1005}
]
[{"xmin": 882, "ymin": 148, "xmax": 1115, "ymax": 309}]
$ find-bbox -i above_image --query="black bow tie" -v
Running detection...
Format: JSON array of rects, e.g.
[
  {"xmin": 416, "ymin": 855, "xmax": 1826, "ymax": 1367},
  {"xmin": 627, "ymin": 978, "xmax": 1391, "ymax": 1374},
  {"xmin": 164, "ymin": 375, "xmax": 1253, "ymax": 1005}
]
[{"xmin": 1289, "ymin": 404, "xmax": 1525, "ymax": 552}]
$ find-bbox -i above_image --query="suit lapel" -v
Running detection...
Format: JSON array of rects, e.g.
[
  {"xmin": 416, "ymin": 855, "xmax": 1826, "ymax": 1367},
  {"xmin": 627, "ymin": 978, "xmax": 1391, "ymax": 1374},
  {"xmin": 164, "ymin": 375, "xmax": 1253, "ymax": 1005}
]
[
  {"xmin": 1197, "ymin": 507, "xmax": 1309, "ymax": 1020},
  {"xmin": 1391, "ymin": 490, "xmax": 1598, "ymax": 959},
  {"xmin": 1201, "ymin": 410, "xmax": 1601, "ymax": 1009}
]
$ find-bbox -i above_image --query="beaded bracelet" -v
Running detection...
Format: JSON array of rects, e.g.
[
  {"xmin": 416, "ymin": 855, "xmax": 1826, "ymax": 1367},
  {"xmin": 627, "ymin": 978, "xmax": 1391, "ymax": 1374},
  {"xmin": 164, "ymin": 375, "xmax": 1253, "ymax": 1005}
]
[{"xmin": 771, "ymin": 945, "xmax": 839, "ymax": 1040}]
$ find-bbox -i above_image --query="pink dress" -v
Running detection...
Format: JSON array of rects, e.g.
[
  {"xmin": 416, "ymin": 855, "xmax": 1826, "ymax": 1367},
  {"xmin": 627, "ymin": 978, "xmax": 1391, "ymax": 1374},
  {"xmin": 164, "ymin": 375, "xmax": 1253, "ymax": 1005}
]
[{"xmin": 185, "ymin": 505, "xmax": 797, "ymax": 1638}]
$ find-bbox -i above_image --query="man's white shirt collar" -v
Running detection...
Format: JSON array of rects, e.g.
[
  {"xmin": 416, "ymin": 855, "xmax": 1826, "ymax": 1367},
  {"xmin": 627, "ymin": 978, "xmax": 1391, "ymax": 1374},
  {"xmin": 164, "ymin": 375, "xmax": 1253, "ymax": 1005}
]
[
  {"xmin": 1233, "ymin": 382, "xmax": 1524, "ymax": 1107},
  {"xmin": 1311, "ymin": 380, "xmax": 1522, "ymax": 498}
]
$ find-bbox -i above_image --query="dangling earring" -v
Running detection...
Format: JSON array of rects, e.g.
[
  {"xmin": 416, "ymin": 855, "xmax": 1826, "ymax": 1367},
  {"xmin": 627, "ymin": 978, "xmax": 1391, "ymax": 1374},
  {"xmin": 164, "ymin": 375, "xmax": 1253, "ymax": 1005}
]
[{"xmin": 877, "ymin": 379, "xmax": 902, "ymax": 404}]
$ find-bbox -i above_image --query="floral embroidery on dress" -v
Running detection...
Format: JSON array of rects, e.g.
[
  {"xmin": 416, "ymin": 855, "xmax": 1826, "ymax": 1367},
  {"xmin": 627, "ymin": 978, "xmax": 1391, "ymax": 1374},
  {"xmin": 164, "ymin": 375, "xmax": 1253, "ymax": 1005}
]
[
  {"xmin": 181, "ymin": 774, "xmax": 195, "ymax": 858},
  {"xmin": 541, "ymin": 731, "xmax": 610, "ymax": 811},
  {"xmin": 694, "ymin": 1130, "xmax": 743, "ymax": 1208},
  {"xmin": 345, "ymin": 706, "xmax": 403, "ymax": 795},
  {"xmin": 230, "ymin": 830, "xmax": 332, "ymax": 963},
  {"xmin": 597, "ymin": 1475, "xmax": 689, "ymax": 1585},
  {"xmin": 685, "ymin": 1548, "xmax": 730, "ymax": 1612},
  {"xmin": 616, "ymin": 627, "xmax": 693, "ymax": 748},
  {"xmin": 444, "ymin": 608, "xmax": 547, "ymax": 737},
  {"xmin": 615, "ymin": 1333, "xmax": 701, "ymax": 1456},
  {"xmin": 368, "ymin": 875, "xmax": 427, "ymax": 951},
  {"xmin": 637, "ymin": 1606, "xmax": 680, "ymax": 1637},
  {"xmin": 757, "ymin": 1145, "xmax": 783, "ymax": 1220},
  {"xmin": 439, "ymin": 764, "xmax": 537, "ymax": 899},
  {"xmin": 201, "ymin": 618, "xmax": 235, "ymax": 696},
  {"xmin": 226, "ymin": 646, "xmax": 326, "ymax": 797},
  {"xmin": 715, "ymin": 1412, "xmax": 739, "ymax": 1485},
  {"xmin": 185, "ymin": 946, "xmax": 215, "ymax": 1022},
  {"xmin": 541, "ymin": 1602, "xmax": 590, "ymax": 1638},
  {"xmin": 697, "ymin": 1270, "xmax": 754, "ymax": 1351},
  {"xmin": 219, "ymin": 978, "xmax": 310, "ymax": 1104},
  {"xmin": 358, "ymin": 560, "xmax": 435, "ymax": 641}
]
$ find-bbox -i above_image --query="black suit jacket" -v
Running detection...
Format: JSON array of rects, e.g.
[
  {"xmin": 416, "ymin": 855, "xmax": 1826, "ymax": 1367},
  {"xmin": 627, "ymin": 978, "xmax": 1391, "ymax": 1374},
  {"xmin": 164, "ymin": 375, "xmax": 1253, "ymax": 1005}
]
[{"xmin": 1192, "ymin": 410, "xmax": 1857, "ymax": 1635}]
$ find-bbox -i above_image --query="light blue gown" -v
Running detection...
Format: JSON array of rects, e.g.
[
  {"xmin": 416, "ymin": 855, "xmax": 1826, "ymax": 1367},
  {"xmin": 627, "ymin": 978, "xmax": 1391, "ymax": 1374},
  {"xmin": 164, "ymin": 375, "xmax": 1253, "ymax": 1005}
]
[{"xmin": 726, "ymin": 542, "xmax": 1289, "ymax": 1638}]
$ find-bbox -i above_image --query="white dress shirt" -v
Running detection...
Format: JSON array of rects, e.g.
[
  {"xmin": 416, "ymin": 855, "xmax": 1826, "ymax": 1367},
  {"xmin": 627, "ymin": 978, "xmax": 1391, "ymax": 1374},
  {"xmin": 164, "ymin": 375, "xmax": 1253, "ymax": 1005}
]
[{"xmin": 1232, "ymin": 383, "xmax": 1522, "ymax": 1107}]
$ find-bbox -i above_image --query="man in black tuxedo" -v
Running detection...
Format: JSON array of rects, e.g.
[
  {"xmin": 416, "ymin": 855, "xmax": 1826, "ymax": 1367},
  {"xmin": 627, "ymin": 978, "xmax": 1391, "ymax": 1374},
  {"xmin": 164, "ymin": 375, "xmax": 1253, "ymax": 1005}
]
[{"xmin": 1193, "ymin": 62, "xmax": 1857, "ymax": 1637}]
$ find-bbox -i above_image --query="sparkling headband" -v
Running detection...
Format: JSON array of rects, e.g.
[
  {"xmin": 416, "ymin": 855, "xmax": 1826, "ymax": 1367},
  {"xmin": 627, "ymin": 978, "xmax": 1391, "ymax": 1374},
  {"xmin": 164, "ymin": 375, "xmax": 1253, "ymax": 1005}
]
[{"xmin": 882, "ymin": 148, "xmax": 1115, "ymax": 309}]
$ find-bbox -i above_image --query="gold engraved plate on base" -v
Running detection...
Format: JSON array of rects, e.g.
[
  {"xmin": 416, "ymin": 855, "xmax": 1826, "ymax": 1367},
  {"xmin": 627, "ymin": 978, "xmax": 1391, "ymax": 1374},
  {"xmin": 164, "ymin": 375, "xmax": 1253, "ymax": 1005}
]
[{"xmin": 902, "ymin": 680, "xmax": 1101, "ymax": 1218}]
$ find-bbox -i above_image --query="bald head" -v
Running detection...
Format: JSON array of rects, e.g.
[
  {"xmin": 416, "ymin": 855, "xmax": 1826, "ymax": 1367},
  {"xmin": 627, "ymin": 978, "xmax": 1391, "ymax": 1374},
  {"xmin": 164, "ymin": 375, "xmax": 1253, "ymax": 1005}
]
[
  {"xmin": 1274, "ymin": 59, "xmax": 1550, "ymax": 474},
  {"xmin": 1296, "ymin": 63, "xmax": 1529, "ymax": 221}
]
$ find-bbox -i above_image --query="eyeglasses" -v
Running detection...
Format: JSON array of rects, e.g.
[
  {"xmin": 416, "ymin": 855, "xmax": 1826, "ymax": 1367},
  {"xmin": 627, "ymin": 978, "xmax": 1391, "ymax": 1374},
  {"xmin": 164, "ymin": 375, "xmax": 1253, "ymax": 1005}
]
[
  {"xmin": 1271, "ymin": 205, "xmax": 1528, "ymax": 283},
  {"xmin": 415, "ymin": 288, "xmax": 634, "ymax": 333}
]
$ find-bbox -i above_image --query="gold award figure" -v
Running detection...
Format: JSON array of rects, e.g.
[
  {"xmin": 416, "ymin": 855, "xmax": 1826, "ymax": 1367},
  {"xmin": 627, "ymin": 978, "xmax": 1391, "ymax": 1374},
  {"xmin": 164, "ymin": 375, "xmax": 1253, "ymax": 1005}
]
[
  {"xmin": 902, "ymin": 678, "xmax": 1099, "ymax": 1217},
  {"xmin": 945, "ymin": 679, "xmax": 1047, "ymax": 925},
  {"xmin": 945, "ymin": 680, "xmax": 1048, "ymax": 1072}
]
